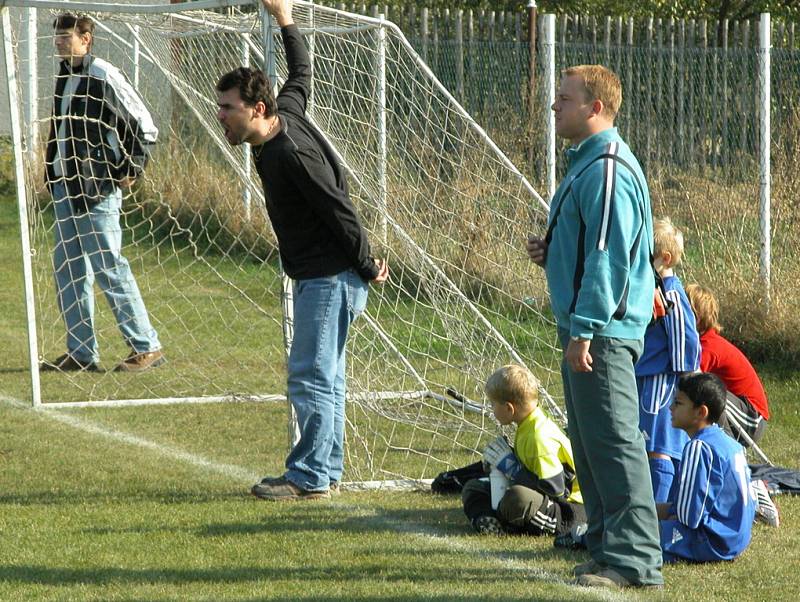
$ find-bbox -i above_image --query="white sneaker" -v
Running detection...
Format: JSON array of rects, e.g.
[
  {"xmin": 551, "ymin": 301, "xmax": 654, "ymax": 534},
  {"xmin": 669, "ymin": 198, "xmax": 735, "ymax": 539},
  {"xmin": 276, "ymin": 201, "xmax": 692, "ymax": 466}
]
[{"xmin": 752, "ymin": 479, "xmax": 780, "ymax": 527}]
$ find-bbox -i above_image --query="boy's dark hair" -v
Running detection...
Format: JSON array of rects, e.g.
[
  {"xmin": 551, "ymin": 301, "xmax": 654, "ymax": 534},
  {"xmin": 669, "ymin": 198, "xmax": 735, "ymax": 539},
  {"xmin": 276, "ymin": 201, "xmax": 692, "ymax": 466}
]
[
  {"xmin": 53, "ymin": 13, "xmax": 95, "ymax": 37},
  {"xmin": 215, "ymin": 67, "xmax": 277, "ymax": 116},
  {"xmin": 678, "ymin": 372, "xmax": 727, "ymax": 424}
]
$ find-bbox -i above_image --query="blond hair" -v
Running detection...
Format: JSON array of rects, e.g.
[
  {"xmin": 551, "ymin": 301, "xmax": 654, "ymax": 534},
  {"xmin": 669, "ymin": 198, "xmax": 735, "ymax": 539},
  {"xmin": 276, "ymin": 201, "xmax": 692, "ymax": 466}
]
[
  {"xmin": 562, "ymin": 64, "xmax": 622, "ymax": 120},
  {"xmin": 685, "ymin": 283, "xmax": 722, "ymax": 334},
  {"xmin": 485, "ymin": 364, "xmax": 539, "ymax": 409},
  {"xmin": 653, "ymin": 217, "xmax": 684, "ymax": 267}
]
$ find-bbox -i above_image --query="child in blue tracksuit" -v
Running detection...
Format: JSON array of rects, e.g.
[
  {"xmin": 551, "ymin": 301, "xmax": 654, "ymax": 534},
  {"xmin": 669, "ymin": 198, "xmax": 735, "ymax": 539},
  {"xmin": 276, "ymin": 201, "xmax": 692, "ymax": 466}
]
[
  {"xmin": 658, "ymin": 372, "xmax": 755, "ymax": 562},
  {"xmin": 635, "ymin": 217, "xmax": 700, "ymax": 503}
]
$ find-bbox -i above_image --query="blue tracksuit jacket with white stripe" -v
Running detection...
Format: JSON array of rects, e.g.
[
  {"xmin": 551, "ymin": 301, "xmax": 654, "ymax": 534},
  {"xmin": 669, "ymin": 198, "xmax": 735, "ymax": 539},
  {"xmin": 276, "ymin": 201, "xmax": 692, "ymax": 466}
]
[
  {"xmin": 545, "ymin": 128, "xmax": 654, "ymax": 340},
  {"xmin": 636, "ymin": 275, "xmax": 701, "ymax": 457},
  {"xmin": 661, "ymin": 425, "xmax": 755, "ymax": 562},
  {"xmin": 636, "ymin": 276, "xmax": 700, "ymax": 377}
]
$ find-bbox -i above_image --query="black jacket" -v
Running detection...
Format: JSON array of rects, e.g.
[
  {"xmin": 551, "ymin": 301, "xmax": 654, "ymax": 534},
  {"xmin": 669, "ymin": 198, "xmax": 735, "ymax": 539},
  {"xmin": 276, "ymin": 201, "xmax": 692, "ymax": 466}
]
[
  {"xmin": 252, "ymin": 25, "xmax": 379, "ymax": 282},
  {"xmin": 46, "ymin": 54, "xmax": 158, "ymax": 212}
]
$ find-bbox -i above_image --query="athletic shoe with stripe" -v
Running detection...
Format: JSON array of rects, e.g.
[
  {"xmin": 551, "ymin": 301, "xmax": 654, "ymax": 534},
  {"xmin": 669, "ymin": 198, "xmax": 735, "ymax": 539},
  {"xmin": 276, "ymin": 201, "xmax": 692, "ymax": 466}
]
[{"xmin": 752, "ymin": 479, "xmax": 780, "ymax": 527}]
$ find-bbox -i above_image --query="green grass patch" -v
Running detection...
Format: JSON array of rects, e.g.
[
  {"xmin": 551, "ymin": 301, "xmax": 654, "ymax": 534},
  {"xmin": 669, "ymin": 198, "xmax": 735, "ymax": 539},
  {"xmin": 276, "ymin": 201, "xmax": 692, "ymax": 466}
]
[{"xmin": 0, "ymin": 390, "xmax": 797, "ymax": 601}]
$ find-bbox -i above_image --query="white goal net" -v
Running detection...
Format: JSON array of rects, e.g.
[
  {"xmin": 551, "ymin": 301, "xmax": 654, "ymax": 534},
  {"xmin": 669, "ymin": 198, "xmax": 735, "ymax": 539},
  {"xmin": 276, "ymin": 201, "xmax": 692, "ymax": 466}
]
[{"xmin": 2, "ymin": 0, "xmax": 562, "ymax": 483}]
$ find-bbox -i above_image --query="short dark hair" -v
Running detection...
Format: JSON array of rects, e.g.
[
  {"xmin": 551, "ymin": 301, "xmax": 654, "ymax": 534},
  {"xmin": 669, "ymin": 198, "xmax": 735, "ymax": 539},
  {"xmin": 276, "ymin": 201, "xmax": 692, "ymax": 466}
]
[
  {"xmin": 215, "ymin": 67, "xmax": 277, "ymax": 116},
  {"xmin": 53, "ymin": 13, "xmax": 95, "ymax": 37},
  {"xmin": 677, "ymin": 372, "xmax": 727, "ymax": 424}
]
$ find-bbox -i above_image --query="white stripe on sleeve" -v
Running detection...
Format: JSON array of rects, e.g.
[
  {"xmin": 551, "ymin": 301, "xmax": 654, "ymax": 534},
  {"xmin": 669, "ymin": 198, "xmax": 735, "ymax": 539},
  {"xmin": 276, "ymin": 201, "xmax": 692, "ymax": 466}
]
[{"xmin": 597, "ymin": 142, "xmax": 619, "ymax": 251}]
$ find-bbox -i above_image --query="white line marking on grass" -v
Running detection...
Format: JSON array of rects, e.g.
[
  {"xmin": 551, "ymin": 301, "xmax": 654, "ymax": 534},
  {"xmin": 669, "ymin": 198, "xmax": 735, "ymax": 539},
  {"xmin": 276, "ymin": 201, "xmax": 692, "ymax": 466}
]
[
  {"xmin": 1, "ymin": 393, "xmax": 634, "ymax": 600},
  {"xmin": 332, "ymin": 505, "xmax": 634, "ymax": 602},
  {"xmin": 0, "ymin": 394, "xmax": 260, "ymax": 484}
]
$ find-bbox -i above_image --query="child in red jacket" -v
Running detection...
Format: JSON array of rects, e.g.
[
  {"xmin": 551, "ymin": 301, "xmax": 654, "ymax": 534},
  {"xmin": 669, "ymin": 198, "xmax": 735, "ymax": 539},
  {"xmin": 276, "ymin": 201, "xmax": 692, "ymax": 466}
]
[{"xmin": 684, "ymin": 284, "xmax": 769, "ymax": 445}]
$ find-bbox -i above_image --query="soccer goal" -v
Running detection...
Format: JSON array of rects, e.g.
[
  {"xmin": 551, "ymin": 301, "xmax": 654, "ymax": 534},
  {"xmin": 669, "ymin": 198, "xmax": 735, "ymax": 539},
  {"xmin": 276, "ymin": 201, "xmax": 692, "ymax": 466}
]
[{"xmin": 2, "ymin": 0, "xmax": 564, "ymax": 484}]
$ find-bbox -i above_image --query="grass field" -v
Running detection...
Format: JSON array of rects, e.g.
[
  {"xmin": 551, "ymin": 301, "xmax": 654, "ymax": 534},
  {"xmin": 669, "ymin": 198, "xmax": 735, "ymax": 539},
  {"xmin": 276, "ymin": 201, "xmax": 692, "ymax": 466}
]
[{"xmin": 1, "ymin": 189, "xmax": 799, "ymax": 601}]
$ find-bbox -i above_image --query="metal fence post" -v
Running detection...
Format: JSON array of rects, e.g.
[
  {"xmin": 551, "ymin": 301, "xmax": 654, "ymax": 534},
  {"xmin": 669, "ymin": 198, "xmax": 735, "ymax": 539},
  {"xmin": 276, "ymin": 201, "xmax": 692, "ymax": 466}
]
[
  {"xmin": 528, "ymin": 1, "xmax": 537, "ymax": 95},
  {"xmin": 542, "ymin": 14, "xmax": 556, "ymax": 201},
  {"xmin": 421, "ymin": 7, "xmax": 428, "ymax": 63},
  {"xmin": 455, "ymin": 9, "xmax": 464, "ymax": 101},
  {"xmin": 132, "ymin": 24, "xmax": 140, "ymax": 88},
  {"xmin": 527, "ymin": 1, "xmax": 537, "ymax": 174},
  {"xmin": 758, "ymin": 13, "xmax": 771, "ymax": 306}
]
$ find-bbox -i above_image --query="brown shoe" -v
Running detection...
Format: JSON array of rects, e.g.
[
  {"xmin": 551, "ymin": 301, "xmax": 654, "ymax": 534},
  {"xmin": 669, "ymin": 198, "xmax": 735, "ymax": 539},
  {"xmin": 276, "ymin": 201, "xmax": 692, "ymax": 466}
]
[
  {"xmin": 573, "ymin": 559, "xmax": 604, "ymax": 577},
  {"xmin": 251, "ymin": 476, "xmax": 331, "ymax": 501},
  {"xmin": 115, "ymin": 350, "xmax": 165, "ymax": 372},
  {"xmin": 40, "ymin": 353, "xmax": 99, "ymax": 373},
  {"xmin": 576, "ymin": 568, "xmax": 663, "ymax": 590}
]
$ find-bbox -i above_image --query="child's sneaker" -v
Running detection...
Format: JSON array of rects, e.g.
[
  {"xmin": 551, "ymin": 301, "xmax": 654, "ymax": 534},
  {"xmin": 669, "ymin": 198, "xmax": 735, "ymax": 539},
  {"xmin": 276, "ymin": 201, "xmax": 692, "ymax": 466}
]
[
  {"xmin": 554, "ymin": 522, "xmax": 588, "ymax": 549},
  {"xmin": 472, "ymin": 515, "xmax": 506, "ymax": 535},
  {"xmin": 752, "ymin": 479, "xmax": 780, "ymax": 527}
]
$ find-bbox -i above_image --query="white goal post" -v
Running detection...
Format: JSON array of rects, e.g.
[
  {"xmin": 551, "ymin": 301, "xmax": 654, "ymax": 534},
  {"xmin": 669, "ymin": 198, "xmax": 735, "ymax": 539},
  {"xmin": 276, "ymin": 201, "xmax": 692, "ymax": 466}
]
[{"xmin": 2, "ymin": 0, "xmax": 569, "ymax": 483}]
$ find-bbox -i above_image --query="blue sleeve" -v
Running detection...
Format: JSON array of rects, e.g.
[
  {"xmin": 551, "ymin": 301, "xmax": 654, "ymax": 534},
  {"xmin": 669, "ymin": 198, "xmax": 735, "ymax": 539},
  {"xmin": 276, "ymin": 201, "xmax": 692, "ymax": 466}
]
[
  {"xmin": 675, "ymin": 439, "xmax": 712, "ymax": 529},
  {"xmin": 664, "ymin": 287, "xmax": 701, "ymax": 372},
  {"xmin": 569, "ymin": 162, "xmax": 643, "ymax": 338}
]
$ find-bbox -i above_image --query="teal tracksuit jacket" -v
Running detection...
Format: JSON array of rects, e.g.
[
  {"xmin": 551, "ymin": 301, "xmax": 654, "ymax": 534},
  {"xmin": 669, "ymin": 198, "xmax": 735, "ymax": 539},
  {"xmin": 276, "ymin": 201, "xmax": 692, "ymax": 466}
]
[{"xmin": 545, "ymin": 128, "xmax": 654, "ymax": 341}]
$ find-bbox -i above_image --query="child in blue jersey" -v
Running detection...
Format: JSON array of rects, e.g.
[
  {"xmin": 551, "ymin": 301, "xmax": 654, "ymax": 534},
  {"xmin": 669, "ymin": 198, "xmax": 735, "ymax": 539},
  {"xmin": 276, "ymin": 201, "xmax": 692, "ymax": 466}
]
[
  {"xmin": 636, "ymin": 218, "xmax": 700, "ymax": 503},
  {"xmin": 461, "ymin": 365, "xmax": 585, "ymax": 541},
  {"xmin": 658, "ymin": 372, "xmax": 756, "ymax": 562}
]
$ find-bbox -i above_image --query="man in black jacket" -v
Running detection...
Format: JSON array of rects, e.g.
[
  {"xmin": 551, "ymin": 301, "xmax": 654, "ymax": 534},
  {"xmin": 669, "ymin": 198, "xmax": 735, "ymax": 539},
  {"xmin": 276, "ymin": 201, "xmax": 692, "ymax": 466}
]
[
  {"xmin": 42, "ymin": 13, "xmax": 164, "ymax": 373},
  {"xmin": 216, "ymin": 0, "xmax": 388, "ymax": 500}
]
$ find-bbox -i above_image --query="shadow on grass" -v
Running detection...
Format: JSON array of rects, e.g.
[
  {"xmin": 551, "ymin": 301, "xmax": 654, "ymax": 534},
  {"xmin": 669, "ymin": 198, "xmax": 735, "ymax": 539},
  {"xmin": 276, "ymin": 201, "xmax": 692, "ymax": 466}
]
[
  {"xmin": 0, "ymin": 490, "xmax": 250, "ymax": 507},
  {"xmin": 200, "ymin": 503, "xmax": 468, "ymax": 538},
  {"xmin": 0, "ymin": 564, "xmax": 576, "ymax": 601}
]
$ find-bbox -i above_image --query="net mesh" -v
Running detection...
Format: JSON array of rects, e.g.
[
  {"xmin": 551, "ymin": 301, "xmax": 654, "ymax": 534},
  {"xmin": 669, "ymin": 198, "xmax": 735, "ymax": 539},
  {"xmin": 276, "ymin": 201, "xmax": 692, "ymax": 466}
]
[{"xmin": 4, "ymin": 1, "xmax": 562, "ymax": 482}]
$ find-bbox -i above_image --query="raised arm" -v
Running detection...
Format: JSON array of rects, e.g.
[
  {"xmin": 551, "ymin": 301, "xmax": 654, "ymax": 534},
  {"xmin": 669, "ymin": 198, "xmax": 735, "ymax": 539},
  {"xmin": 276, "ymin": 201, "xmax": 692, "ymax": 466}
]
[
  {"xmin": 260, "ymin": 0, "xmax": 311, "ymax": 116},
  {"xmin": 261, "ymin": 0, "xmax": 294, "ymax": 27}
]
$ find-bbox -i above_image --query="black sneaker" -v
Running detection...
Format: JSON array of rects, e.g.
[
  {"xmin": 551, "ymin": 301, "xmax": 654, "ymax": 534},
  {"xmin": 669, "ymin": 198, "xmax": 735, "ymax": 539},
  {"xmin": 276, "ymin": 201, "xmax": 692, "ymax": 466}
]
[
  {"xmin": 472, "ymin": 515, "xmax": 506, "ymax": 535},
  {"xmin": 40, "ymin": 353, "xmax": 99, "ymax": 373}
]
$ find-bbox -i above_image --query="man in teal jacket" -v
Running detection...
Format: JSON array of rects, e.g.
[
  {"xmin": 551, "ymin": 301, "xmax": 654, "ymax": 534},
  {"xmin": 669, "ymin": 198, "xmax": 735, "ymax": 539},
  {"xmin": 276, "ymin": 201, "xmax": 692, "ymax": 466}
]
[{"xmin": 526, "ymin": 65, "xmax": 663, "ymax": 589}]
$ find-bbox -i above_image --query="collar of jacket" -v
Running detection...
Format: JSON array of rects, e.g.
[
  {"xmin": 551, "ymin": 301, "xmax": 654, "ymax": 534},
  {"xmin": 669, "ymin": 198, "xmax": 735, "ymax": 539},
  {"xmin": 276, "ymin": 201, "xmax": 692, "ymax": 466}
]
[
  {"xmin": 60, "ymin": 54, "xmax": 92, "ymax": 75},
  {"xmin": 564, "ymin": 127, "xmax": 621, "ymax": 167}
]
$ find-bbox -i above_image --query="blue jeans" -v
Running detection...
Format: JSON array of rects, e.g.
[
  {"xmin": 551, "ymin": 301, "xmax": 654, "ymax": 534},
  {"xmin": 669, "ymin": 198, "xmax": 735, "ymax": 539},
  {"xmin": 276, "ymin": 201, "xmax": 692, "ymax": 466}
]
[
  {"xmin": 284, "ymin": 269, "xmax": 368, "ymax": 491},
  {"xmin": 51, "ymin": 181, "xmax": 160, "ymax": 363}
]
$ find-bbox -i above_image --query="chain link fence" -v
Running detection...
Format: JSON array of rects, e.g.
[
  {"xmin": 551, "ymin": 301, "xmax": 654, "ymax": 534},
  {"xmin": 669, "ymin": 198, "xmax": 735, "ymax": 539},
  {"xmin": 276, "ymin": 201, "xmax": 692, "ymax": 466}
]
[{"xmin": 400, "ymin": 13, "xmax": 800, "ymax": 358}]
